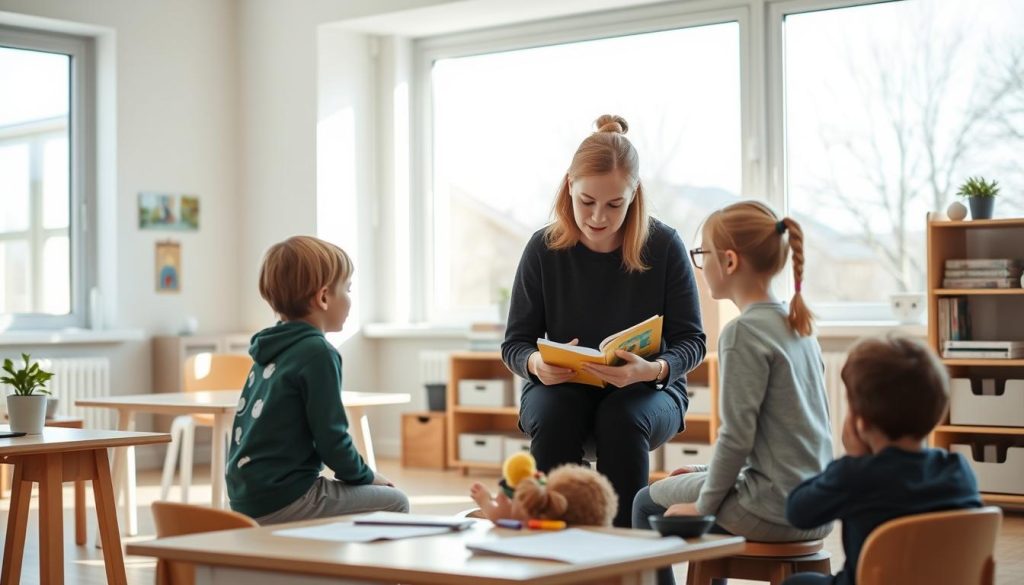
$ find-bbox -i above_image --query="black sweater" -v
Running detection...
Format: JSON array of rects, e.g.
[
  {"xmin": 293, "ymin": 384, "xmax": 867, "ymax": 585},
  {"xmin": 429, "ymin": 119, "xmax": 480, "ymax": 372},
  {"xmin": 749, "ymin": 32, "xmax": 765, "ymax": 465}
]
[
  {"xmin": 787, "ymin": 447, "xmax": 982, "ymax": 585},
  {"xmin": 501, "ymin": 218, "xmax": 707, "ymax": 416}
]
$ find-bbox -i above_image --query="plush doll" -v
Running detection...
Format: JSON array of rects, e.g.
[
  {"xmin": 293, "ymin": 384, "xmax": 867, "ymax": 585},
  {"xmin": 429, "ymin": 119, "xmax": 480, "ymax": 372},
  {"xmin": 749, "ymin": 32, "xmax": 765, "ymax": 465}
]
[{"xmin": 470, "ymin": 452, "xmax": 618, "ymax": 527}]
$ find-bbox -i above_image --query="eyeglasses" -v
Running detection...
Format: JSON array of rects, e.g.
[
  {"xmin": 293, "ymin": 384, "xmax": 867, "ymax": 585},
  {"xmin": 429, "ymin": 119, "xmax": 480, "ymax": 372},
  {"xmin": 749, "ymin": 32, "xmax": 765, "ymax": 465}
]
[{"xmin": 689, "ymin": 247, "xmax": 711, "ymax": 270}]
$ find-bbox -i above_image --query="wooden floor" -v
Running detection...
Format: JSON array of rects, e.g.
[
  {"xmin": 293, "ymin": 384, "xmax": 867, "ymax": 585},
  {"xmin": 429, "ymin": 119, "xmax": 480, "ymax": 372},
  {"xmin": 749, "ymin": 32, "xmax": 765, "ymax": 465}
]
[{"xmin": 1, "ymin": 459, "xmax": 1022, "ymax": 584}]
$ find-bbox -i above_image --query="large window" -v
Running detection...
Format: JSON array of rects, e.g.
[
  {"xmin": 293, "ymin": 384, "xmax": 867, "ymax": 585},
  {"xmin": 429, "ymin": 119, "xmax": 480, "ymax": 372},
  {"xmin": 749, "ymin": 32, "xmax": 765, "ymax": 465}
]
[
  {"xmin": 428, "ymin": 21, "xmax": 742, "ymax": 321},
  {"xmin": 784, "ymin": 0, "xmax": 1024, "ymax": 306},
  {"xmin": 1, "ymin": 28, "xmax": 91, "ymax": 329}
]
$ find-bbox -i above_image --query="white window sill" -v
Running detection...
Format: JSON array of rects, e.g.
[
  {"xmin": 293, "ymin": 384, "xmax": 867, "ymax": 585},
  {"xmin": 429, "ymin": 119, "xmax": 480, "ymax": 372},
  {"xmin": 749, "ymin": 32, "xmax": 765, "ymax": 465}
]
[
  {"xmin": 815, "ymin": 321, "xmax": 927, "ymax": 338},
  {"xmin": 0, "ymin": 328, "xmax": 146, "ymax": 346},
  {"xmin": 363, "ymin": 321, "xmax": 928, "ymax": 340}
]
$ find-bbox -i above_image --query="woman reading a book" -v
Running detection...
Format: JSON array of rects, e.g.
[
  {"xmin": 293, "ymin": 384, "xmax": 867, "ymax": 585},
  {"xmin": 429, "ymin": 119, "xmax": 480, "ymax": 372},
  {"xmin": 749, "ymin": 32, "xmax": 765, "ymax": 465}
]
[{"xmin": 501, "ymin": 114, "xmax": 707, "ymax": 527}]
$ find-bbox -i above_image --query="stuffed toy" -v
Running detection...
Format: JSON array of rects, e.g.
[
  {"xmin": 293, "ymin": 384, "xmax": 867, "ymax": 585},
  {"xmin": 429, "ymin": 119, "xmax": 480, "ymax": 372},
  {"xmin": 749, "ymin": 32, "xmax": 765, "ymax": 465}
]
[{"xmin": 469, "ymin": 452, "xmax": 618, "ymax": 527}]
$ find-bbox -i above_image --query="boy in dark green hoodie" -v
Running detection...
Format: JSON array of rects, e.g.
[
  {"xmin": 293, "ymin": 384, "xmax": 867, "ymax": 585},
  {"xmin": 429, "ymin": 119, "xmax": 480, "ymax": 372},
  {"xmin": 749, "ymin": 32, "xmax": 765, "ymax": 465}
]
[{"xmin": 227, "ymin": 236, "xmax": 409, "ymax": 524}]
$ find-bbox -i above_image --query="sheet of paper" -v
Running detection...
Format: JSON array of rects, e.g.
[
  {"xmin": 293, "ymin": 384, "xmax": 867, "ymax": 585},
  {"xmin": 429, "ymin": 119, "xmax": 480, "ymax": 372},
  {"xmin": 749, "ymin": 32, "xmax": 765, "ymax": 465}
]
[
  {"xmin": 273, "ymin": 521, "xmax": 452, "ymax": 543},
  {"xmin": 467, "ymin": 529, "xmax": 686, "ymax": 564}
]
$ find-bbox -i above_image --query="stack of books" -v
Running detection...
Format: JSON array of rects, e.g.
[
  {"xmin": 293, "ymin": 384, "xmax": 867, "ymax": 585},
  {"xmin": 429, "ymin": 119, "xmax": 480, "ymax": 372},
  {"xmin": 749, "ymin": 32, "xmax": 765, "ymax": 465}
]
[
  {"xmin": 942, "ymin": 340, "xmax": 1024, "ymax": 360},
  {"xmin": 467, "ymin": 322, "xmax": 504, "ymax": 351},
  {"xmin": 943, "ymin": 259, "xmax": 1022, "ymax": 289},
  {"xmin": 937, "ymin": 296, "xmax": 970, "ymax": 343}
]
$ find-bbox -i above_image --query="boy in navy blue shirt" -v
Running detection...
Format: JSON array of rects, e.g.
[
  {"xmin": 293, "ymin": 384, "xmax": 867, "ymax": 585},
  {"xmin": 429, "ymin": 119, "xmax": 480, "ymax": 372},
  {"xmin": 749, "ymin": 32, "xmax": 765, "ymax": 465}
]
[{"xmin": 783, "ymin": 335, "xmax": 981, "ymax": 585}]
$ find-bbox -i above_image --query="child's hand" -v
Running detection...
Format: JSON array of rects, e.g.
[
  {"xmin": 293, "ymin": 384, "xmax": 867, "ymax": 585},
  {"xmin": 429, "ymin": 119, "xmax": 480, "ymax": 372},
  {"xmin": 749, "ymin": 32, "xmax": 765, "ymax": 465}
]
[
  {"xmin": 665, "ymin": 502, "xmax": 700, "ymax": 517},
  {"xmin": 669, "ymin": 465, "xmax": 701, "ymax": 477},
  {"xmin": 372, "ymin": 472, "xmax": 395, "ymax": 487},
  {"xmin": 583, "ymin": 350, "xmax": 660, "ymax": 388},
  {"xmin": 842, "ymin": 413, "xmax": 870, "ymax": 457},
  {"xmin": 529, "ymin": 345, "xmax": 578, "ymax": 386}
]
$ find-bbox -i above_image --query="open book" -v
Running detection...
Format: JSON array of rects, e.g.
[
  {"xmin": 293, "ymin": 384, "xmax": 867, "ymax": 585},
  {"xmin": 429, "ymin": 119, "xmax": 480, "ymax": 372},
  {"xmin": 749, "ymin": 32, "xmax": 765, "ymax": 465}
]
[{"xmin": 537, "ymin": 314, "xmax": 663, "ymax": 388}]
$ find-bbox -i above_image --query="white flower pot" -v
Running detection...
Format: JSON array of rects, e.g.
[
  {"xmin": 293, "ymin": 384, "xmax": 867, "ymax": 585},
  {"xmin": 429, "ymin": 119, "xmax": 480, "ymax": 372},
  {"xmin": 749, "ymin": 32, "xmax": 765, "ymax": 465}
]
[{"xmin": 7, "ymin": 395, "xmax": 48, "ymax": 434}]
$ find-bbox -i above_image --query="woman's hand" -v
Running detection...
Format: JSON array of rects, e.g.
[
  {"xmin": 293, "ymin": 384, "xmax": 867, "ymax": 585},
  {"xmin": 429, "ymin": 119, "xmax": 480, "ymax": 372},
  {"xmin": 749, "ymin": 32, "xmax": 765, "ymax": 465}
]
[
  {"xmin": 372, "ymin": 472, "xmax": 396, "ymax": 487},
  {"xmin": 842, "ymin": 413, "xmax": 870, "ymax": 457},
  {"xmin": 664, "ymin": 502, "xmax": 700, "ymax": 517},
  {"xmin": 669, "ymin": 465, "xmax": 702, "ymax": 477},
  {"xmin": 582, "ymin": 350, "xmax": 662, "ymax": 388},
  {"xmin": 529, "ymin": 343, "xmax": 578, "ymax": 386}
]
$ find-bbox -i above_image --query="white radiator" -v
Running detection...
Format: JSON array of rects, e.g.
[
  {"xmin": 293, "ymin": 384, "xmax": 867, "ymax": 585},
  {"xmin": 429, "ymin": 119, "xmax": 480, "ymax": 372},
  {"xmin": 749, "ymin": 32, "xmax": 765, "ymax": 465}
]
[
  {"xmin": 418, "ymin": 350, "xmax": 450, "ymax": 386},
  {"xmin": 822, "ymin": 352, "xmax": 850, "ymax": 457},
  {"xmin": 26, "ymin": 358, "xmax": 114, "ymax": 430}
]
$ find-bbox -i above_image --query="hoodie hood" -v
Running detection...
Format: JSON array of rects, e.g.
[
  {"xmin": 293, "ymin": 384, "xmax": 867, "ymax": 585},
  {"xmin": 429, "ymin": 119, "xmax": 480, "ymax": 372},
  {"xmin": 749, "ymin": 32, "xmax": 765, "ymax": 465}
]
[{"xmin": 249, "ymin": 321, "xmax": 324, "ymax": 365}]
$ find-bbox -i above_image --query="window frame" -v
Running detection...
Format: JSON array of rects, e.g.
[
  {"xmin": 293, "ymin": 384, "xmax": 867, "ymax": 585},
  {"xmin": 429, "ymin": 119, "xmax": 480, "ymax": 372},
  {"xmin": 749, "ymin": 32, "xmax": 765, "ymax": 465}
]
[
  {"xmin": 411, "ymin": 1, "xmax": 758, "ymax": 323},
  {"xmin": 0, "ymin": 25, "xmax": 95, "ymax": 330}
]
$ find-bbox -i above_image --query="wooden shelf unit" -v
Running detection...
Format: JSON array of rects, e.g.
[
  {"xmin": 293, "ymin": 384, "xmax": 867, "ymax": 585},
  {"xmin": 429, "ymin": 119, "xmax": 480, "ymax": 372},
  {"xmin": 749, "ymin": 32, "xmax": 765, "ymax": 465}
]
[
  {"xmin": 445, "ymin": 351, "xmax": 720, "ymax": 475},
  {"xmin": 927, "ymin": 217, "xmax": 1024, "ymax": 506}
]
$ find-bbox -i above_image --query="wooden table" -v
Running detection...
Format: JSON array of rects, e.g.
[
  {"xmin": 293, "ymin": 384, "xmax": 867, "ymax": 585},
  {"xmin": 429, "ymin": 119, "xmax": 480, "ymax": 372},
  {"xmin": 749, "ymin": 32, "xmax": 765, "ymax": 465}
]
[
  {"xmin": 0, "ymin": 426, "xmax": 169, "ymax": 585},
  {"xmin": 77, "ymin": 390, "xmax": 410, "ymax": 535},
  {"xmin": 1, "ymin": 417, "xmax": 89, "ymax": 545},
  {"xmin": 127, "ymin": 517, "xmax": 745, "ymax": 585}
]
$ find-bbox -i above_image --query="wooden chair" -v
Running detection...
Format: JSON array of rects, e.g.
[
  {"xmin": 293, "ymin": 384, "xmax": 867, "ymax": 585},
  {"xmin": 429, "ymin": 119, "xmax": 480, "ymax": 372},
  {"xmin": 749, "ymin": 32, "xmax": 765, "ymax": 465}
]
[
  {"xmin": 857, "ymin": 506, "xmax": 1002, "ymax": 585},
  {"xmin": 151, "ymin": 501, "xmax": 258, "ymax": 585},
  {"xmin": 160, "ymin": 353, "xmax": 252, "ymax": 502},
  {"xmin": 686, "ymin": 539, "xmax": 831, "ymax": 585}
]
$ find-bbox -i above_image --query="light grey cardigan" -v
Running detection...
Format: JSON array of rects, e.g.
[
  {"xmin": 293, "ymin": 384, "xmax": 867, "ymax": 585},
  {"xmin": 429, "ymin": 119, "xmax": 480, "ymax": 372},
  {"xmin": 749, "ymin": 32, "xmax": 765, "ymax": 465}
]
[{"xmin": 652, "ymin": 302, "xmax": 833, "ymax": 525}]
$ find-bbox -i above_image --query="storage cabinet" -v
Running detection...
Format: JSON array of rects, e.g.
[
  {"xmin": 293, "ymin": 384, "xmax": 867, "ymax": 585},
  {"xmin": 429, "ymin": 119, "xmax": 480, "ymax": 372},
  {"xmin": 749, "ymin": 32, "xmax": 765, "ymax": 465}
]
[{"xmin": 927, "ymin": 216, "xmax": 1024, "ymax": 506}]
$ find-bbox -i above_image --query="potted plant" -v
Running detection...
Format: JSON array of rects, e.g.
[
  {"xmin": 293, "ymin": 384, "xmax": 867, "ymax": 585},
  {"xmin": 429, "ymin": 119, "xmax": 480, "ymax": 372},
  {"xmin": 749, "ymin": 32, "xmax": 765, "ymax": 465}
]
[
  {"xmin": 957, "ymin": 176, "xmax": 999, "ymax": 220},
  {"xmin": 1, "ymin": 354, "xmax": 53, "ymax": 434}
]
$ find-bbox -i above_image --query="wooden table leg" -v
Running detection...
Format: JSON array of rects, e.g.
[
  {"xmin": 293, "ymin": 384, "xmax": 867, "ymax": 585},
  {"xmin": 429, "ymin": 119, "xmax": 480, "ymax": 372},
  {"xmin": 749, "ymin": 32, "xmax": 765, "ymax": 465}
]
[
  {"xmin": 75, "ymin": 478, "xmax": 87, "ymax": 545},
  {"xmin": 1, "ymin": 461, "xmax": 31, "ymax": 585},
  {"xmin": 347, "ymin": 406, "xmax": 376, "ymax": 470},
  {"xmin": 110, "ymin": 409, "xmax": 139, "ymax": 536},
  {"xmin": 39, "ymin": 453, "xmax": 64, "ymax": 585},
  {"xmin": 93, "ymin": 448, "xmax": 128, "ymax": 585}
]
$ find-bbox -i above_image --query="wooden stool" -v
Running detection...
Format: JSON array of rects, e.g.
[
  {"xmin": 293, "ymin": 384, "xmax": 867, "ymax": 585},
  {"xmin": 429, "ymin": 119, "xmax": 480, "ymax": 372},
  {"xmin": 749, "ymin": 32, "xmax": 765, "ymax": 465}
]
[
  {"xmin": 686, "ymin": 540, "xmax": 831, "ymax": 585},
  {"xmin": 1, "ymin": 416, "xmax": 88, "ymax": 545}
]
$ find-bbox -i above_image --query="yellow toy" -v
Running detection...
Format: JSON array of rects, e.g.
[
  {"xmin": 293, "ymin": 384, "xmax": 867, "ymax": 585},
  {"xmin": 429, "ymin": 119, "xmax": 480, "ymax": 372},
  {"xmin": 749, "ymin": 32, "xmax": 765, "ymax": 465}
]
[{"xmin": 469, "ymin": 452, "xmax": 618, "ymax": 527}]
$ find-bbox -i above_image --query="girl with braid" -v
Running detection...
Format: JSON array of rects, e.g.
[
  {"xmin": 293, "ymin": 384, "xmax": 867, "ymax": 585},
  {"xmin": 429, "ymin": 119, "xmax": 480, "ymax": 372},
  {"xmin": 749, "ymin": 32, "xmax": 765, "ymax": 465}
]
[{"xmin": 633, "ymin": 201, "xmax": 833, "ymax": 585}]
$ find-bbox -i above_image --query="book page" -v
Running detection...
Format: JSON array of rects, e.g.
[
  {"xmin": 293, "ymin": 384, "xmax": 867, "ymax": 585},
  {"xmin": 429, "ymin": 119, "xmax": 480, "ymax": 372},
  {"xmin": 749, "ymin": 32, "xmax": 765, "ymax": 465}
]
[
  {"xmin": 467, "ymin": 529, "xmax": 686, "ymax": 564},
  {"xmin": 599, "ymin": 315, "xmax": 663, "ymax": 360},
  {"xmin": 274, "ymin": 521, "xmax": 451, "ymax": 543}
]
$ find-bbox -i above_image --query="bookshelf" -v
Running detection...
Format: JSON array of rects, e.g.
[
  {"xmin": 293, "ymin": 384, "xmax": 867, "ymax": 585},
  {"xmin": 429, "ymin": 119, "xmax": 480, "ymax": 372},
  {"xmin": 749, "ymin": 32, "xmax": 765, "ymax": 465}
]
[
  {"xmin": 445, "ymin": 351, "xmax": 720, "ymax": 476},
  {"xmin": 927, "ymin": 216, "xmax": 1024, "ymax": 507}
]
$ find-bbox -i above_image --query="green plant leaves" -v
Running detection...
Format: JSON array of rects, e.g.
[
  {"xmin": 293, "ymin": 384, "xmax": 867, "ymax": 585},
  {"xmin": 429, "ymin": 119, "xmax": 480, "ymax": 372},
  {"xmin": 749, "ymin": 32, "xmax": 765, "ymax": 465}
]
[
  {"xmin": 957, "ymin": 176, "xmax": 1000, "ymax": 198},
  {"xmin": 0, "ymin": 354, "xmax": 54, "ymax": 396}
]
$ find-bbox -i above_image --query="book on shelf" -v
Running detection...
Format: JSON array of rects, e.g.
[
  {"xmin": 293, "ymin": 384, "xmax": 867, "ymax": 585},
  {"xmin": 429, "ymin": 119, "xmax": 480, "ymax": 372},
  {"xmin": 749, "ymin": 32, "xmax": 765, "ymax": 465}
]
[
  {"xmin": 944, "ymin": 268, "xmax": 1023, "ymax": 278},
  {"xmin": 943, "ymin": 340, "xmax": 1024, "ymax": 359},
  {"xmin": 536, "ymin": 314, "xmax": 663, "ymax": 388},
  {"xmin": 937, "ymin": 297, "xmax": 970, "ymax": 344},
  {"xmin": 942, "ymin": 348, "xmax": 1024, "ymax": 359},
  {"xmin": 945, "ymin": 259, "xmax": 1022, "ymax": 270},
  {"xmin": 937, "ymin": 278, "xmax": 1019, "ymax": 288}
]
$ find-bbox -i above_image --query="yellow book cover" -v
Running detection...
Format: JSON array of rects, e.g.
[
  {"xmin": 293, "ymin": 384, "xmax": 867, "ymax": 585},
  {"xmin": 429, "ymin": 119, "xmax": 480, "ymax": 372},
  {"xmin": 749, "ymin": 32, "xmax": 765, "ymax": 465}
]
[{"xmin": 536, "ymin": 315, "xmax": 664, "ymax": 388}]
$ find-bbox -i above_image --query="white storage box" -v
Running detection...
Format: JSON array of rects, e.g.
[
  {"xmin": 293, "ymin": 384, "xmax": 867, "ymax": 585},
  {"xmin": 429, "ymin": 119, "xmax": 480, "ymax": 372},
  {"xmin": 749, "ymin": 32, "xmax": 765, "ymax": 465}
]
[
  {"xmin": 663, "ymin": 442, "xmax": 715, "ymax": 470},
  {"xmin": 951, "ymin": 444, "xmax": 1024, "ymax": 495},
  {"xmin": 950, "ymin": 378, "xmax": 1024, "ymax": 427},
  {"xmin": 502, "ymin": 435, "xmax": 531, "ymax": 460},
  {"xmin": 458, "ymin": 433, "xmax": 505, "ymax": 464},
  {"xmin": 458, "ymin": 379, "xmax": 513, "ymax": 408},
  {"xmin": 687, "ymin": 385, "xmax": 712, "ymax": 415}
]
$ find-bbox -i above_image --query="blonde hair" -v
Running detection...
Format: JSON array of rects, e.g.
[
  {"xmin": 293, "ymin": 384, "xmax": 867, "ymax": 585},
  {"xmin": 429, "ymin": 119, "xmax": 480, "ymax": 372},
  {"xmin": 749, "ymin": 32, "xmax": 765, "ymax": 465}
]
[
  {"xmin": 702, "ymin": 201, "xmax": 813, "ymax": 336},
  {"xmin": 544, "ymin": 114, "xmax": 650, "ymax": 272},
  {"xmin": 258, "ymin": 235, "xmax": 353, "ymax": 320}
]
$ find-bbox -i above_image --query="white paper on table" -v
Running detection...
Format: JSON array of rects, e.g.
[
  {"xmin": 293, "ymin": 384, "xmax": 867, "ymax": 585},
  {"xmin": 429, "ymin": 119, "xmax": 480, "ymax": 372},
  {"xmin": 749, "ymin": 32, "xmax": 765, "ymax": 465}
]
[
  {"xmin": 353, "ymin": 511, "xmax": 474, "ymax": 530},
  {"xmin": 273, "ymin": 521, "xmax": 452, "ymax": 543},
  {"xmin": 466, "ymin": 529, "xmax": 687, "ymax": 564}
]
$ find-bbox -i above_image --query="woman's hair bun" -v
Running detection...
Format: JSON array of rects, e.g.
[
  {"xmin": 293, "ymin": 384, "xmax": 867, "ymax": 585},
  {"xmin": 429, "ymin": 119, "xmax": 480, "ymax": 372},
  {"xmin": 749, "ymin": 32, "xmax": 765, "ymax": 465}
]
[{"xmin": 595, "ymin": 114, "xmax": 628, "ymax": 134}]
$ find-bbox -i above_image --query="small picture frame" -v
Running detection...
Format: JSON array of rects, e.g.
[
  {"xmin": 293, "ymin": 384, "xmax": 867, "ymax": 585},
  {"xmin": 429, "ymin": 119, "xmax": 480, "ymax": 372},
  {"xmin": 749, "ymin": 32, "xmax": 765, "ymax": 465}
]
[
  {"xmin": 156, "ymin": 241, "xmax": 181, "ymax": 293},
  {"xmin": 139, "ymin": 192, "xmax": 200, "ymax": 231}
]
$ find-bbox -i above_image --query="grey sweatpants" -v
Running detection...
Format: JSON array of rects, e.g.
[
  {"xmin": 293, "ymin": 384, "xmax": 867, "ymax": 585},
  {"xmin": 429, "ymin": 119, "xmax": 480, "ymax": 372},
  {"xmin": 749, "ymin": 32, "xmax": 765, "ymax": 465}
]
[
  {"xmin": 254, "ymin": 477, "xmax": 410, "ymax": 525},
  {"xmin": 646, "ymin": 469, "xmax": 832, "ymax": 542}
]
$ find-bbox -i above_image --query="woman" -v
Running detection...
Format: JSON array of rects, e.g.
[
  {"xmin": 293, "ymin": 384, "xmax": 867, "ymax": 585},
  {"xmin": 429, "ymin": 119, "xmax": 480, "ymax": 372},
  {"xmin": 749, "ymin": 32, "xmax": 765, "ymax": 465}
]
[{"xmin": 501, "ymin": 114, "xmax": 706, "ymax": 527}]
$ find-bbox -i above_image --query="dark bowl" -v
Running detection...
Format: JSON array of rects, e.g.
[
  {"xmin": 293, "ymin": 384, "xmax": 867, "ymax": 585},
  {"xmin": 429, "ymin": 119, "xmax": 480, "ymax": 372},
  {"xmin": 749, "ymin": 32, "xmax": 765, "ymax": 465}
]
[{"xmin": 648, "ymin": 514, "xmax": 716, "ymax": 538}]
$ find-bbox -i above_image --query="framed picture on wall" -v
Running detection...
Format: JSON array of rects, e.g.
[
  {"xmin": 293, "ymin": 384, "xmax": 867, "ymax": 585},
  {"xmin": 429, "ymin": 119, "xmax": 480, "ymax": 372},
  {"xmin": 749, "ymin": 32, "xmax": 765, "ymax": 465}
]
[
  {"xmin": 139, "ymin": 192, "xmax": 200, "ymax": 231},
  {"xmin": 156, "ymin": 241, "xmax": 181, "ymax": 293}
]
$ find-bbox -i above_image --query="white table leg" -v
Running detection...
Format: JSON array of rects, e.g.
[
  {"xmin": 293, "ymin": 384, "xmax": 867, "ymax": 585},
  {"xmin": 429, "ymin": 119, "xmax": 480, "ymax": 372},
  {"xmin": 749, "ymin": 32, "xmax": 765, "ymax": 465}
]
[
  {"xmin": 347, "ymin": 406, "xmax": 375, "ymax": 471},
  {"xmin": 211, "ymin": 414, "xmax": 229, "ymax": 509},
  {"xmin": 110, "ymin": 409, "xmax": 138, "ymax": 536}
]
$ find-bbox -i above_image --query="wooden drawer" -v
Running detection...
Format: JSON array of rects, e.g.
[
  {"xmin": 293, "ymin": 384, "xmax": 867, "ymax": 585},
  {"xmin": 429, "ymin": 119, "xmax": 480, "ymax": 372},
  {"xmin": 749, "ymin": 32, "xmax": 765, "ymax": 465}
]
[{"xmin": 401, "ymin": 412, "xmax": 447, "ymax": 469}]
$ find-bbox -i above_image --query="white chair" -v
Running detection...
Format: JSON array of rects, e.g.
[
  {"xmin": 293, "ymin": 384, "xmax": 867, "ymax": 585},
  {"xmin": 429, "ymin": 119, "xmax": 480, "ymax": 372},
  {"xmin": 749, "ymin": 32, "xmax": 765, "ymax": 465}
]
[{"xmin": 160, "ymin": 353, "xmax": 252, "ymax": 502}]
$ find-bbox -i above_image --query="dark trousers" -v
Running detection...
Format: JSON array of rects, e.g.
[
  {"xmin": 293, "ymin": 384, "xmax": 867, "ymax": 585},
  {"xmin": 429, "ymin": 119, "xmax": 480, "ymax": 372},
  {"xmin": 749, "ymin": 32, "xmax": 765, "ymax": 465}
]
[{"xmin": 519, "ymin": 381, "xmax": 684, "ymax": 528}]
